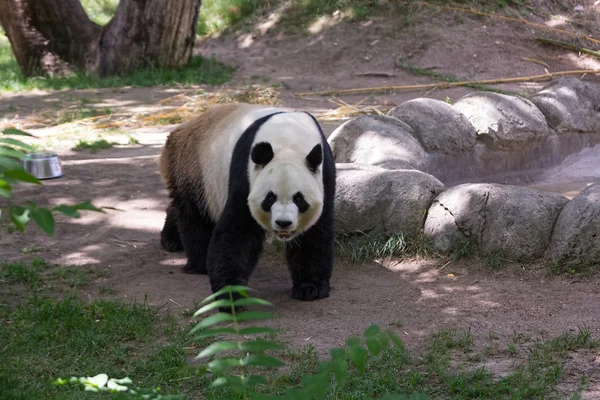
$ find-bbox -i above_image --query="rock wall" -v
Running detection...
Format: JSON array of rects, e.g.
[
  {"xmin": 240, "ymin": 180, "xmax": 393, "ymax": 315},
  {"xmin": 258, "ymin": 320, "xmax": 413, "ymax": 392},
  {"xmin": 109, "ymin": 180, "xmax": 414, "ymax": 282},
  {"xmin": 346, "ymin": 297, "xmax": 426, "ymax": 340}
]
[{"xmin": 329, "ymin": 77, "xmax": 600, "ymax": 268}]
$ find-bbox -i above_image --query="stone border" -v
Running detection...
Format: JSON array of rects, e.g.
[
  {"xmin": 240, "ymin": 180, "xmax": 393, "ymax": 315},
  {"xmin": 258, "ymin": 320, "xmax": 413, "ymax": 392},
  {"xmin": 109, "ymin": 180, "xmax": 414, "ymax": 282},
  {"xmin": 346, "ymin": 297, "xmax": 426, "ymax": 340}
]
[{"xmin": 329, "ymin": 77, "xmax": 600, "ymax": 268}]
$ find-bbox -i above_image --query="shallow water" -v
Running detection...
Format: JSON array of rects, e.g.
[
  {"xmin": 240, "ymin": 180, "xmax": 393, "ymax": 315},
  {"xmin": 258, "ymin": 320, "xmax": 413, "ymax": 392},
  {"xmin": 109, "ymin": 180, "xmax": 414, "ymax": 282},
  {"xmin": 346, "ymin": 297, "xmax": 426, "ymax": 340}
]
[{"xmin": 527, "ymin": 144, "xmax": 600, "ymax": 199}]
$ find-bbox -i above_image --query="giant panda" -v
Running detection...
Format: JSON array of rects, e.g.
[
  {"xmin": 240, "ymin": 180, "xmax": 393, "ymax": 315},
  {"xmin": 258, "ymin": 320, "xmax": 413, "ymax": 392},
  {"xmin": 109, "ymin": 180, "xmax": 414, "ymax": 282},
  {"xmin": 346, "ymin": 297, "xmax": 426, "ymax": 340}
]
[{"xmin": 158, "ymin": 103, "xmax": 336, "ymax": 302}]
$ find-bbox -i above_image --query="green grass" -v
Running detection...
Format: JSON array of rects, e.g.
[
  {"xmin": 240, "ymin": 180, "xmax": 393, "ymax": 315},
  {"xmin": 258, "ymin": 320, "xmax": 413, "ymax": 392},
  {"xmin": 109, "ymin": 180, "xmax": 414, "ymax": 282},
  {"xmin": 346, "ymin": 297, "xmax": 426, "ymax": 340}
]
[
  {"xmin": 0, "ymin": 283, "xmax": 596, "ymax": 400},
  {"xmin": 0, "ymin": 296, "xmax": 193, "ymax": 400},
  {"xmin": 0, "ymin": 0, "xmax": 234, "ymax": 92},
  {"xmin": 335, "ymin": 231, "xmax": 437, "ymax": 263},
  {"xmin": 72, "ymin": 138, "xmax": 114, "ymax": 153},
  {"xmin": 0, "ymin": 259, "xmax": 45, "ymax": 289},
  {"xmin": 0, "ymin": 42, "xmax": 235, "ymax": 93}
]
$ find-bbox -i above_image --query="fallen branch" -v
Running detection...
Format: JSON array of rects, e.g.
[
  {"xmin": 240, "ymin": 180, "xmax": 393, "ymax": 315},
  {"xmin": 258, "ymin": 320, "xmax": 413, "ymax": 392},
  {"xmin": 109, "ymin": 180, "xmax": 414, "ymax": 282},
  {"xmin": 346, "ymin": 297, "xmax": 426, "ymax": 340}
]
[
  {"xmin": 396, "ymin": 58, "xmax": 519, "ymax": 95},
  {"xmin": 296, "ymin": 69, "xmax": 600, "ymax": 97},
  {"xmin": 536, "ymin": 37, "xmax": 600, "ymax": 59}
]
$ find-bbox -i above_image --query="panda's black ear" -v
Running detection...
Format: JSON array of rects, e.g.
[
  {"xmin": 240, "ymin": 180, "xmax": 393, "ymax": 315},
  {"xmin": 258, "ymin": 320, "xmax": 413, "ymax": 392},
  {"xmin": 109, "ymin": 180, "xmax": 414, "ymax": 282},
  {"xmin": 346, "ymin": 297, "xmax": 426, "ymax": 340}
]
[
  {"xmin": 251, "ymin": 142, "xmax": 274, "ymax": 167},
  {"xmin": 305, "ymin": 144, "xmax": 322, "ymax": 173}
]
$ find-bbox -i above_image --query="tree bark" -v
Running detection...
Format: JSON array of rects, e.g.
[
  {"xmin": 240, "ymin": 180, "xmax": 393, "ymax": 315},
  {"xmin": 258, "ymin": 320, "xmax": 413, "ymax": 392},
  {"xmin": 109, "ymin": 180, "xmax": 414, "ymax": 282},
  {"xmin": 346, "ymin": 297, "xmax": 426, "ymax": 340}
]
[{"xmin": 0, "ymin": 0, "xmax": 201, "ymax": 77}]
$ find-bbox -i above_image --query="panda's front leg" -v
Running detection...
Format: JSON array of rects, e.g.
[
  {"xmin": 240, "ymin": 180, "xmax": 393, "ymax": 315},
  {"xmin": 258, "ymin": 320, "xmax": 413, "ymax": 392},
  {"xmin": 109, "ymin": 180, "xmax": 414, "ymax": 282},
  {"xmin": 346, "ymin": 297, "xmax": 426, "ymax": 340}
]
[
  {"xmin": 206, "ymin": 208, "xmax": 266, "ymax": 309},
  {"xmin": 285, "ymin": 217, "xmax": 334, "ymax": 301}
]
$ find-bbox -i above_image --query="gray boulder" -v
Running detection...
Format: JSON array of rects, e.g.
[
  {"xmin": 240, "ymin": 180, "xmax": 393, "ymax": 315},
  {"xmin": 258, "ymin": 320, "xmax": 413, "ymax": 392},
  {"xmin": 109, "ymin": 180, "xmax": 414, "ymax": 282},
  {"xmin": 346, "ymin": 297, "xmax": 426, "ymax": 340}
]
[
  {"xmin": 531, "ymin": 77, "xmax": 600, "ymax": 134},
  {"xmin": 424, "ymin": 183, "xmax": 568, "ymax": 261},
  {"xmin": 546, "ymin": 183, "xmax": 600, "ymax": 268},
  {"xmin": 328, "ymin": 115, "xmax": 426, "ymax": 170},
  {"xmin": 453, "ymin": 91, "xmax": 550, "ymax": 149},
  {"xmin": 388, "ymin": 98, "xmax": 477, "ymax": 154},
  {"xmin": 335, "ymin": 163, "xmax": 444, "ymax": 237}
]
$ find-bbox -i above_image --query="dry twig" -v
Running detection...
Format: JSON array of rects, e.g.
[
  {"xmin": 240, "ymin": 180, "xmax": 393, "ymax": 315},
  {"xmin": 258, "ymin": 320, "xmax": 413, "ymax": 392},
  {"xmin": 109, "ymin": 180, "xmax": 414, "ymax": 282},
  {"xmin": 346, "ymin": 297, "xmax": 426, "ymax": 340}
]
[{"xmin": 297, "ymin": 69, "xmax": 600, "ymax": 97}]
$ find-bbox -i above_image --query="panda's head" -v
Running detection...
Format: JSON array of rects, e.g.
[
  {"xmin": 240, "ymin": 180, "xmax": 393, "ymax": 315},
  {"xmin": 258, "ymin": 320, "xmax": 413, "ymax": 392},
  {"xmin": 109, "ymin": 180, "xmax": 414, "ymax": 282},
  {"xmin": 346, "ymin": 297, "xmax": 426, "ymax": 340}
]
[{"xmin": 247, "ymin": 141, "xmax": 324, "ymax": 241}]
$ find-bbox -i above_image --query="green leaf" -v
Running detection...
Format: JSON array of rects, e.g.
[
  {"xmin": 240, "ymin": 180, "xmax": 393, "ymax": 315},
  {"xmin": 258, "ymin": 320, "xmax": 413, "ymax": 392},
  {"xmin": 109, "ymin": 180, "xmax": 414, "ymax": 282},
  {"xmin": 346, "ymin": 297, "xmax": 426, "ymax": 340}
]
[
  {"xmin": 52, "ymin": 205, "xmax": 81, "ymax": 218},
  {"xmin": 0, "ymin": 185, "xmax": 11, "ymax": 198},
  {"xmin": 69, "ymin": 200, "xmax": 104, "ymax": 213},
  {"xmin": 330, "ymin": 347, "xmax": 346, "ymax": 361},
  {"xmin": 192, "ymin": 299, "xmax": 234, "ymax": 316},
  {"xmin": 243, "ymin": 375, "xmax": 267, "ymax": 388},
  {"xmin": 364, "ymin": 324, "xmax": 381, "ymax": 337},
  {"xmin": 346, "ymin": 336, "xmax": 361, "ymax": 347},
  {"xmin": 236, "ymin": 311, "xmax": 277, "ymax": 322},
  {"xmin": 0, "ymin": 147, "xmax": 26, "ymax": 160},
  {"xmin": 9, "ymin": 206, "xmax": 30, "ymax": 232},
  {"xmin": 209, "ymin": 375, "xmax": 243, "ymax": 390},
  {"xmin": 208, "ymin": 376, "xmax": 229, "ymax": 390},
  {"xmin": 240, "ymin": 340, "xmax": 284, "ymax": 352},
  {"xmin": 195, "ymin": 340, "xmax": 238, "ymax": 359},
  {"xmin": 386, "ymin": 330, "xmax": 405, "ymax": 349},
  {"xmin": 208, "ymin": 357, "xmax": 240, "ymax": 374},
  {"xmin": 189, "ymin": 312, "xmax": 234, "ymax": 333},
  {"xmin": 200, "ymin": 285, "xmax": 254, "ymax": 305},
  {"xmin": 191, "ymin": 326, "xmax": 238, "ymax": 339},
  {"xmin": 0, "ymin": 156, "xmax": 23, "ymax": 170},
  {"xmin": 30, "ymin": 206, "xmax": 55, "ymax": 236},
  {"xmin": 233, "ymin": 297, "xmax": 274, "ymax": 307},
  {"xmin": 52, "ymin": 201, "xmax": 104, "ymax": 218},
  {"xmin": 347, "ymin": 344, "xmax": 367, "ymax": 373},
  {"xmin": 0, "ymin": 138, "xmax": 36, "ymax": 152},
  {"xmin": 332, "ymin": 359, "xmax": 348, "ymax": 386},
  {"xmin": 366, "ymin": 336, "xmax": 381, "ymax": 355},
  {"xmin": 238, "ymin": 326, "xmax": 278, "ymax": 336},
  {"xmin": 314, "ymin": 372, "xmax": 330, "ymax": 400},
  {"xmin": 4, "ymin": 168, "xmax": 41, "ymax": 184},
  {"xmin": 242, "ymin": 354, "xmax": 285, "ymax": 368},
  {"xmin": 2, "ymin": 128, "xmax": 35, "ymax": 137}
]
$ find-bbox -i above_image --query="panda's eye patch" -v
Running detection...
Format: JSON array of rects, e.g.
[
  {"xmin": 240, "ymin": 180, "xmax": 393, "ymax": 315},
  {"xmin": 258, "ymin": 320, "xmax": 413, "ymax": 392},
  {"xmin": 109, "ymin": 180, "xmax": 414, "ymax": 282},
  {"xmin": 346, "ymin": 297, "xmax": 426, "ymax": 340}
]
[
  {"xmin": 293, "ymin": 192, "xmax": 309, "ymax": 213},
  {"xmin": 261, "ymin": 191, "xmax": 277, "ymax": 211}
]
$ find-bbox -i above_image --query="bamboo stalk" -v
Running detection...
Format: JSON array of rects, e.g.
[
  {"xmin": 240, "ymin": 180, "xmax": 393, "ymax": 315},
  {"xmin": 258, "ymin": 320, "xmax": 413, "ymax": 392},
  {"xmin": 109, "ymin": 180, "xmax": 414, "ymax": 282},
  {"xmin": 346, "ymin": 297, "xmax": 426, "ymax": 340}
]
[
  {"xmin": 536, "ymin": 37, "xmax": 600, "ymax": 59},
  {"xmin": 296, "ymin": 69, "xmax": 600, "ymax": 97}
]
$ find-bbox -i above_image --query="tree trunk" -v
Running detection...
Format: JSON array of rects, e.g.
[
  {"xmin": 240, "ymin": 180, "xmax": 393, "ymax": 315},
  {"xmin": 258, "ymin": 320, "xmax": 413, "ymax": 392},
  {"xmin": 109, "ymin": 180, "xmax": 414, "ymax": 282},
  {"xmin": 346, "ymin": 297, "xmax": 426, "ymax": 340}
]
[{"xmin": 0, "ymin": 0, "xmax": 201, "ymax": 77}]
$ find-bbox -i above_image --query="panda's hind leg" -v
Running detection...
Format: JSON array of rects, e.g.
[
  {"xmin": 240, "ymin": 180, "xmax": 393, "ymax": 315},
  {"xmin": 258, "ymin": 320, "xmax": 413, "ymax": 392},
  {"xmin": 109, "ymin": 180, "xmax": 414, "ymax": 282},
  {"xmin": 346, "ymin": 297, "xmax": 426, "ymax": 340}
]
[
  {"xmin": 173, "ymin": 195, "xmax": 216, "ymax": 274},
  {"xmin": 160, "ymin": 202, "xmax": 184, "ymax": 252}
]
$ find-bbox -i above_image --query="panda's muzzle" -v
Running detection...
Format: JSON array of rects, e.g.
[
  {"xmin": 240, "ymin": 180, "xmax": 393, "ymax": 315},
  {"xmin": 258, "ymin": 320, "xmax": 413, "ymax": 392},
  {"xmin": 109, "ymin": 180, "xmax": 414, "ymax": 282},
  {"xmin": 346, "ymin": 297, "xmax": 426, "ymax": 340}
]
[{"xmin": 275, "ymin": 230, "xmax": 297, "ymax": 241}]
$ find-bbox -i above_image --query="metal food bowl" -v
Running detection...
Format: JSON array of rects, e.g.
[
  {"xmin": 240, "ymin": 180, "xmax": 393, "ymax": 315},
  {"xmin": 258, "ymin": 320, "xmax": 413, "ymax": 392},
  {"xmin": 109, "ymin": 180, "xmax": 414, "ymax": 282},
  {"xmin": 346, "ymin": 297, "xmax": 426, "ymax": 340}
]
[{"xmin": 20, "ymin": 152, "xmax": 64, "ymax": 180}]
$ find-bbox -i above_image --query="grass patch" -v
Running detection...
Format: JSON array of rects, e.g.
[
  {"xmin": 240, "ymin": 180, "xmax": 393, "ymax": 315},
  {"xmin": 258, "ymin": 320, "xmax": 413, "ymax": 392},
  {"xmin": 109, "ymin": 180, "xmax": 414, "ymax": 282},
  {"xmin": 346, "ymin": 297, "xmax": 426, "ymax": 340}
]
[
  {"xmin": 197, "ymin": 0, "xmax": 264, "ymax": 36},
  {"xmin": 0, "ymin": 296, "xmax": 192, "ymax": 400},
  {"xmin": 0, "ymin": 259, "xmax": 46, "ymax": 289},
  {"xmin": 335, "ymin": 231, "xmax": 437, "ymax": 263},
  {"xmin": 0, "ymin": 41, "xmax": 234, "ymax": 93},
  {"xmin": 72, "ymin": 138, "xmax": 114, "ymax": 153}
]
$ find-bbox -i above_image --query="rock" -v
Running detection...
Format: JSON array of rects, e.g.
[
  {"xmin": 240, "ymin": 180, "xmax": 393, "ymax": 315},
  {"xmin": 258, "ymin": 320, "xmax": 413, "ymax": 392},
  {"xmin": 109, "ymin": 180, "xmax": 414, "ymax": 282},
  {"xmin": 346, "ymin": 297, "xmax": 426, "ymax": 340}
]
[
  {"xmin": 424, "ymin": 183, "xmax": 568, "ymax": 261},
  {"xmin": 530, "ymin": 77, "xmax": 600, "ymax": 134},
  {"xmin": 335, "ymin": 163, "xmax": 444, "ymax": 237},
  {"xmin": 453, "ymin": 91, "xmax": 550, "ymax": 149},
  {"xmin": 328, "ymin": 115, "xmax": 426, "ymax": 170},
  {"xmin": 546, "ymin": 183, "xmax": 600, "ymax": 268},
  {"xmin": 388, "ymin": 98, "xmax": 477, "ymax": 154}
]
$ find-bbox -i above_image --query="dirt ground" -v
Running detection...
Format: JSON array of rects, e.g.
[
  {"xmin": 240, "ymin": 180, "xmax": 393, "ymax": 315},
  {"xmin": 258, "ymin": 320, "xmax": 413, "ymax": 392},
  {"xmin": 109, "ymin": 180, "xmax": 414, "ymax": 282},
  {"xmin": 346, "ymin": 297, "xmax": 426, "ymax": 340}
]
[{"xmin": 2, "ymin": 1, "xmax": 600, "ymax": 394}]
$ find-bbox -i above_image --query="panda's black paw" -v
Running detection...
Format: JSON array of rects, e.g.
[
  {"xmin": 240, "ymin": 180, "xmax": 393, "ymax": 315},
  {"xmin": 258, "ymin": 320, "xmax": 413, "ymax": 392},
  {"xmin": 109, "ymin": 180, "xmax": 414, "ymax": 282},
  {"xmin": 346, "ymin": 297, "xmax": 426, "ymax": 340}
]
[
  {"xmin": 182, "ymin": 262, "xmax": 208, "ymax": 275},
  {"xmin": 291, "ymin": 282, "xmax": 330, "ymax": 301},
  {"xmin": 160, "ymin": 233, "xmax": 184, "ymax": 252}
]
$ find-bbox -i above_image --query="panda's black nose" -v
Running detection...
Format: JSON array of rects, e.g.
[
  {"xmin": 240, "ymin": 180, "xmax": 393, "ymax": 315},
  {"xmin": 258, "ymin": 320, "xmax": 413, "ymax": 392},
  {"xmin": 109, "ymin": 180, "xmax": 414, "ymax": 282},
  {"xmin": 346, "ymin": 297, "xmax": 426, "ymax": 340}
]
[{"xmin": 275, "ymin": 220, "xmax": 292, "ymax": 228}]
